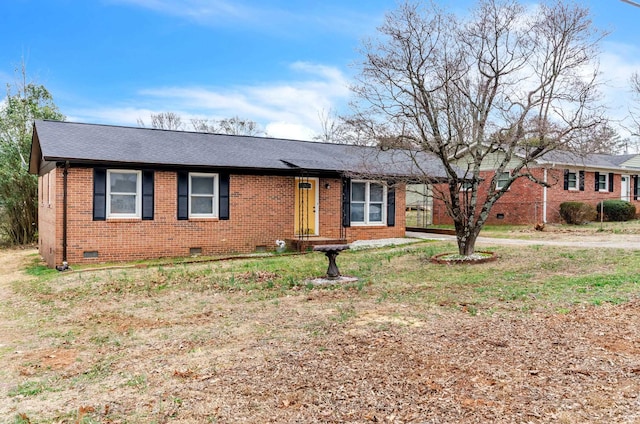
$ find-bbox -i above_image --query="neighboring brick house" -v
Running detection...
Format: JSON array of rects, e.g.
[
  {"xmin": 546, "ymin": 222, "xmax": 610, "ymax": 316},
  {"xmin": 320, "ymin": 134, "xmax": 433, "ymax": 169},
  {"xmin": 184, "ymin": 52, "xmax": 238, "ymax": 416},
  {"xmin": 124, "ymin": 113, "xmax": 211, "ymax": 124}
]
[
  {"xmin": 29, "ymin": 120, "xmax": 446, "ymax": 268},
  {"xmin": 431, "ymin": 150, "xmax": 640, "ymax": 226}
]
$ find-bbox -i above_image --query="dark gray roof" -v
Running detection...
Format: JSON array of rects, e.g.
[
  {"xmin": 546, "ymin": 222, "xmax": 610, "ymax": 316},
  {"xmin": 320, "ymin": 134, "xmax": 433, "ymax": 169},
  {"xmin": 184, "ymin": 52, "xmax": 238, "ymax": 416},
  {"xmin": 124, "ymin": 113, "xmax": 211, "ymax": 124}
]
[
  {"xmin": 536, "ymin": 150, "xmax": 640, "ymax": 170},
  {"xmin": 30, "ymin": 120, "xmax": 449, "ymax": 179}
]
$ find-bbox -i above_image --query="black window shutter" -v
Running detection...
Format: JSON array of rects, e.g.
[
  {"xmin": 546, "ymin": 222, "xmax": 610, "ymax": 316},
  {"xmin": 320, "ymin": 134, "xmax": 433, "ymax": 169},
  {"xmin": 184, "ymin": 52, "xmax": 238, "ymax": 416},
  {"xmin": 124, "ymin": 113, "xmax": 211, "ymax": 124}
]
[
  {"xmin": 387, "ymin": 185, "xmax": 396, "ymax": 227},
  {"xmin": 609, "ymin": 173, "xmax": 614, "ymax": 192},
  {"xmin": 142, "ymin": 170, "xmax": 154, "ymax": 220},
  {"xmin": 219, "ymin": 173, "xmax": 230, "ymax": 220},
  {"xmin": 579, "ymin": 171, "xmax": 585, "ymax": 191},
  {"xmin": 341, "ymin": 177, "xmax": 351, "ymax": 227},
  {"xmin": 93, "ymin": 168, "xmax": 107, "ymax": 221},
  {"xmin": 177, "ymin": 171, "xmax": 189, "ymax": 220},
  {"xmin": 563, "ymin": 169, "xmax": 569, "ymax": 190},
  {"xmin": 635, "ymin": 175, "xmax": 639, "ymax": 201},
  {"xmin": 594, "ymin": 172, "xmax": 600, "ymax": 191}
]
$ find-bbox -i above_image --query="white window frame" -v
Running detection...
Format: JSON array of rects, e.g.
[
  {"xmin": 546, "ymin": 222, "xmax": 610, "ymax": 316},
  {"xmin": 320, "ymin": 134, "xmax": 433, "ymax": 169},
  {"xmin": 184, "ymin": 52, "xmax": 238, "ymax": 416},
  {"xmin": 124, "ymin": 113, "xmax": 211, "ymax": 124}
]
[
  {"xmin": 597, "ymin": 173, "xmax": 608, "ymax": 192},
  {"xmin": 496, "ymin": 171, "xmax": 510, "ymax": 190},
  {"xmin": 567, "ymin": 171, "xmax": 578, "ymax": 191},
  {"xmin": 189, "ymin": 172, "xmax": 219, "ymax": 218},
  {"xmin": 107, "ymin": 169, "xmax": 142, "ymax": 219},
  {"xmin": 350, "ymin": 180, "xmax": 387, "ymax": 226}
]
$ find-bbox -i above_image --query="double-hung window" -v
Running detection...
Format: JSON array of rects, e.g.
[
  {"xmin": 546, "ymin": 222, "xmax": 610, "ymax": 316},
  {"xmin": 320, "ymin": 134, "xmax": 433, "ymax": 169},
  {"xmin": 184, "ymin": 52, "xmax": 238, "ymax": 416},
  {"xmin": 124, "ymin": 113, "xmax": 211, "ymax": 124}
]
[
  {"xmin": 596, "ymin": 173, "xmax": 607, "ymax": 191},
  {"xmin": 350, "ymin": 181, "xmax": 386, "ymax": 225},
  {"xmin": 567, "ymin": 171, "xmax": 578, "ymax": 190},
  {"xmin": 564, "ymin": 169, "xmax": 585, "ymax": 191},
  {"xmin": 496, "ymin": 171, "xmax": 510, "ymax": 190},
  {"xmin": 107, "ymin": 170, "xmax": 141, "ymax": 218},
  {"xmin": 189, "ymin": 173, "xmax": 218, "ymax": 218}
]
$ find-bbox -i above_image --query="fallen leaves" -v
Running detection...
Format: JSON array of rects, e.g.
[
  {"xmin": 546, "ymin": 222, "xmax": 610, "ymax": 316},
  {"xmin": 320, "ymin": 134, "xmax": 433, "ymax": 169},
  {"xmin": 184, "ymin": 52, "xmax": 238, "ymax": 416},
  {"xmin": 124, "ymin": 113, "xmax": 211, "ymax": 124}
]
[{"xmin": 5, "ymin": 275, "xmax": 640, "ymax": 422}]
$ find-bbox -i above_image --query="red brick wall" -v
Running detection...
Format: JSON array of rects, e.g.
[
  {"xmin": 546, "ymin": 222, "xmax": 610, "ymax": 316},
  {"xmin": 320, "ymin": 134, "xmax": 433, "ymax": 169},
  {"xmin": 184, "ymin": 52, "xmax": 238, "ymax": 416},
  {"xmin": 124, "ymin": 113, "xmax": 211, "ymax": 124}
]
[
  {"xmin": 40, "ymin": 168, "xmax": 406, "ymax": 266},
  {"xmin": 318, "ymin": 178, "xmax": 343, "ymax": 239},
  {"xmin": 432, "ymin": 168, "xmax": 640, "ymax": 226},
  {"xmin": 344, "ymin": 183, "xmax": 406, "ymax": 242},
  {"xmin": 544, "ymin": 168, "xmax": 640, "ymax": 223},
  {"xmin": 477, "ymin": 169, "xmax": 546, "ymax": 225}
]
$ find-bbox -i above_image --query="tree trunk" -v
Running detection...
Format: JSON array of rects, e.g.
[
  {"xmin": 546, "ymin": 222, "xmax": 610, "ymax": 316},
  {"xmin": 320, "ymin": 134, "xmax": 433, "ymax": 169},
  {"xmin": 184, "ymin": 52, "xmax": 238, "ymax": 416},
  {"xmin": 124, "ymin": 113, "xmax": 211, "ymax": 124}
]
[{"xmin": 455, "ymin": 223, "xmax": 481, "ymax": 256}]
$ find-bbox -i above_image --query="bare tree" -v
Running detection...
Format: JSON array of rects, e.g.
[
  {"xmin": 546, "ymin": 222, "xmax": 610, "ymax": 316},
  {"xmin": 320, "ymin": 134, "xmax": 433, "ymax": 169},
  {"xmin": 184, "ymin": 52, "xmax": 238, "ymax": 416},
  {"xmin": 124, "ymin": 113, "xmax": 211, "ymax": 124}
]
[
  {"xmin": 190, "ymin": 118, "xmax": 217, "ymax": 133},
  {"xmin": 214, "ymin": 116, "xmax": 264, "ymax": 136},
  {"xmin": 630, "ymin": 72, "xmax": 640, "ymax": 139},
  {"xmin": 351, "ymin": 0, "xmax": 607, "ymax": 255},
  {"xmin": 621, "ymin": 0, "xmax": 640, "ymax": 8},
  {"xmin": 314, "ymin": 108, "xmax": 354, "ymax": 143},
  {"xmin": 633, "ymin": 73, "xmax": 640, "ymax": 93},
  {"xmin": 190, "ymin": 116, "xmax": 264, "ymax": 136},
  {"xmin": 313, "ymin": 108, "xmax": 377, "ymax": 145},
  {"xmin": 588, "ymin": 124, "xmax": 625, "ymax": 154},
  {"xmin": 137, "ymin": 112, "xmax": 184, "ymax": 130},
  {"xmin": 138, "ymin": 113, "xmax": 266, "ymax": 136}
]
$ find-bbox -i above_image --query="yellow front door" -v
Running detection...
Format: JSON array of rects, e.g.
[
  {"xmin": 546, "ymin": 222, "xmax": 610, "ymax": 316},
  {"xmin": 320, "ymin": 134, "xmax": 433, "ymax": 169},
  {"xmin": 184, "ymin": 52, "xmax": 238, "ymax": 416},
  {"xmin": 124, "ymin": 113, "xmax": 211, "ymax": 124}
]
[{"xmin": 294, "ymin": 177, "xmax": 318, "ymax": 236}]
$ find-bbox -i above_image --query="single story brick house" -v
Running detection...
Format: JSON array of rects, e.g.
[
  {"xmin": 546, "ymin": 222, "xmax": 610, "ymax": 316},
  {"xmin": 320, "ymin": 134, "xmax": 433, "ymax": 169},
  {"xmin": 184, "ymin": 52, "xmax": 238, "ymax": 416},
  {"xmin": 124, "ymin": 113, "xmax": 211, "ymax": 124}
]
[
  {"xmin": 29, "ymin": 120, "xmax": 446, "ymax": 268},
  {"xmin": 431, "ymin": 150, "xmax": 640, "ymax": 226}
]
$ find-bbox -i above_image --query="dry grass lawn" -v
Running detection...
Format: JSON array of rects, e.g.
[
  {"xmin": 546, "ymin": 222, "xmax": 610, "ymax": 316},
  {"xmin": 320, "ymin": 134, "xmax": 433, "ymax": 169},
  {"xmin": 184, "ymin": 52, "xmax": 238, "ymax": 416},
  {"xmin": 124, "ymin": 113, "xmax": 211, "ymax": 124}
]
[{"xmin": 2, "ymin": 229, "xmax": 640, "ymax": 423}]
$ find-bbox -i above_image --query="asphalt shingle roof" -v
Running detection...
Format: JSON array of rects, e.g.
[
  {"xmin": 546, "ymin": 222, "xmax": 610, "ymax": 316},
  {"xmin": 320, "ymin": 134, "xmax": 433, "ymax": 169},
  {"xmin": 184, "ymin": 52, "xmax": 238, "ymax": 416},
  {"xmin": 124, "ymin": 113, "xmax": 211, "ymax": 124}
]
[
  {"xmin": 30, "ymin": 120, "xmax": 448, "ymax": 178},
  {"xmin": 536, "ymin": 150, "xmax": 640, "ymax": 170}
]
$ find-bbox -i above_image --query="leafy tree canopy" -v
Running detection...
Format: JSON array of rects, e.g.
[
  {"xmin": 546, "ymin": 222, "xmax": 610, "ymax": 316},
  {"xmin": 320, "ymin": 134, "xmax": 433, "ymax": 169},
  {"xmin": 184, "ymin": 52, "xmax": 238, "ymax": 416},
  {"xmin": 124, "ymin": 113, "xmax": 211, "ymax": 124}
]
[{"xmin": 0, "ymin": 66, "xmax": 64, "ymax": 244}]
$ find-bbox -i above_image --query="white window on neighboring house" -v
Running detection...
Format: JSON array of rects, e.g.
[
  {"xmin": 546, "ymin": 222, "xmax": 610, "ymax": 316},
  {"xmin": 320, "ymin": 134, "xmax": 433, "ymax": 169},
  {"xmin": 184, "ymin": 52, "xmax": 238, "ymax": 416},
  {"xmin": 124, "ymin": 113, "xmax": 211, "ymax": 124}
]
[
  {"xmin": 567, "ymin": 171, "xmax": 578, "ymax": 190},
  {"xmin": 350, "ymin": 181, "xmax": 386, "ymax": 225},
  {"xmin": 564, "ymin": 169, "xmax": 585, "ymax": 191},
  {"xmin": 496, "ymin": 171, "xmax": 510, "ymax": 190},
  {"xmin": 596, "ymin": 173, "xmax": 608, "ymax": 192},
  {"xmin": 107, "ymin": 170, "xmax": 141, "ymax": 218},
  {"xmin": 189, "ymin": 173, "xmax": 218, "ymax": 218}
]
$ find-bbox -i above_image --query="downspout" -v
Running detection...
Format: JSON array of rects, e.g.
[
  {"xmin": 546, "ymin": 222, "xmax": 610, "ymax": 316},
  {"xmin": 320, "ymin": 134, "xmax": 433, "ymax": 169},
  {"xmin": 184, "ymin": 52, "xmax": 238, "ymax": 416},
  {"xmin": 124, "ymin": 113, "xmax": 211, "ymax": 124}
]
[
  {"xmin": 543, "ymin": 168, "xmax": 548, "ymax": 223},
  {"xmin": 59, "ymin": 161, "xmax": 70, "ymax": 271}
]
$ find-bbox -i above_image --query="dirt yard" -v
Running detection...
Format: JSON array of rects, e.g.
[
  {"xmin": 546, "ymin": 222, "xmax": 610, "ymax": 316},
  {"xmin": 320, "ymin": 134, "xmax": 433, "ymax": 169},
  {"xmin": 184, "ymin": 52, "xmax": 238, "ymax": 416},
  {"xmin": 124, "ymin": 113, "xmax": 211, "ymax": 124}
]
[{"xmin": 1, "ymin": 235, "xmax": 640, "ymax": 423}]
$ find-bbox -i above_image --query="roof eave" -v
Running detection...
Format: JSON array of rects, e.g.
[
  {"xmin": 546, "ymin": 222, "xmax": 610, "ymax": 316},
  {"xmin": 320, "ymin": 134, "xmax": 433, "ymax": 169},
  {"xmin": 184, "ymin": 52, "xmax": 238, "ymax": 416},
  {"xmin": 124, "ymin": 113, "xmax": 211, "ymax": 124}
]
[
  {"xmin": 539, "ymin": 160, "xmax": 640, "ymax": 173},
  {"xmin": 28, "ymin": 124, "xmax": 42, "ymax": 175}
]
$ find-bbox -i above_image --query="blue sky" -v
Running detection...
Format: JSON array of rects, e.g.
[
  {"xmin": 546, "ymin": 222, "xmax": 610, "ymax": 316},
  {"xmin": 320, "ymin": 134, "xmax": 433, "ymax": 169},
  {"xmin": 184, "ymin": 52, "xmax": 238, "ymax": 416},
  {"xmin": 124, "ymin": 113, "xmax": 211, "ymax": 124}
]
[{"xmin": 2, "ymin": 0, "xmax": 640, "ymax": 140}]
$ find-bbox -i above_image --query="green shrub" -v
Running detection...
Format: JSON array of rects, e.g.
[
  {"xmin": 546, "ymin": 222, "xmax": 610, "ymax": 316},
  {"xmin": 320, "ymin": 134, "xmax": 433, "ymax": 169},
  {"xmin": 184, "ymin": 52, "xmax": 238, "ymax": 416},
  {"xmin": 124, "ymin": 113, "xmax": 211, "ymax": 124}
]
[
  {"xmin": 595, "ymin": 200, "xmax": 636, "ymax": 222},
  {"xmin": 559, "ymin": 202, "xmax": 596, "ymax": 225}
]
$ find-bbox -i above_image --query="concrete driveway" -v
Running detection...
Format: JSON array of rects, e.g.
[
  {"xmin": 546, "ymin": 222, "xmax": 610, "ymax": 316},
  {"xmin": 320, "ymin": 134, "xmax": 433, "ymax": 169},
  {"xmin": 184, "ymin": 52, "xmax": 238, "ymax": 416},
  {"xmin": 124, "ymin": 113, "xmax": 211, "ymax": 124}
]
[{"xmin": 406, "ymin": 231, "xmax": 640, "ymax": 250}]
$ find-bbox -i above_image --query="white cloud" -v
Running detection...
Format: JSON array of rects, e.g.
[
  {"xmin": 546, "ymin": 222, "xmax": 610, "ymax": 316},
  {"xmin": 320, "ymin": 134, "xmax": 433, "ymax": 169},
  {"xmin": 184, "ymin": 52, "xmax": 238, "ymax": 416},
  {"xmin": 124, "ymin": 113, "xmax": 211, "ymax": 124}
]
[
  {"xmin": 597, "ymin": 41, "xmax": 640, "ymax": 136},
  {"xmin": 266, "ymin": 122, "xmax": 316, "ymax": 140},
  {"xmin": 66, "ymin": 62, "xmax": 351, "ymax": 140},
  {"xmin": 108, "ymin": 0, "xmax": 250, "ymax": 22},
  {"xmin": 108, "ymin": 0, "xmax": 384, "ymax": 36}
]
